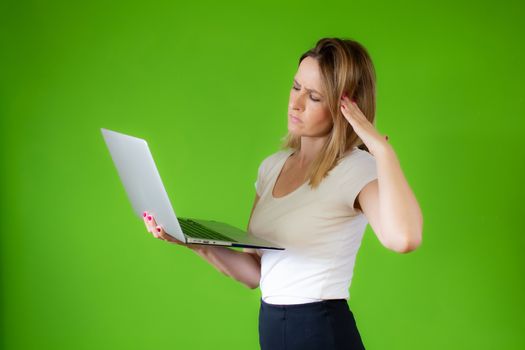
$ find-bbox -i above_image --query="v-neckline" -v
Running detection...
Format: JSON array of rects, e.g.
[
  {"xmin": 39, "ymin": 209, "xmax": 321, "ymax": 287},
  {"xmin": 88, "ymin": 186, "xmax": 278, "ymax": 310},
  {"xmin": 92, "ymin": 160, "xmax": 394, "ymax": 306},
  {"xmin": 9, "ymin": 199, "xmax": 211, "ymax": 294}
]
[{"xmin": 270, "ymin": 149, "xmax": 309, "ymax": 201}]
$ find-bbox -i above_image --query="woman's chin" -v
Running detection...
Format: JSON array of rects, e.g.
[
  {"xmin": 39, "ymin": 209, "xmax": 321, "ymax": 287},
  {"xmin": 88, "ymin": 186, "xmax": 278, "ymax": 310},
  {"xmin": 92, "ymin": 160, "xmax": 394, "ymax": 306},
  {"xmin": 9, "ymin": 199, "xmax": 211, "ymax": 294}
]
[
  {"xmin": 288, "ymin": 129, "xmax": 302, "ymax": 137},
  {"xmin": 288, "ymin": 124, "xmax": 302, "ymax": 136}
]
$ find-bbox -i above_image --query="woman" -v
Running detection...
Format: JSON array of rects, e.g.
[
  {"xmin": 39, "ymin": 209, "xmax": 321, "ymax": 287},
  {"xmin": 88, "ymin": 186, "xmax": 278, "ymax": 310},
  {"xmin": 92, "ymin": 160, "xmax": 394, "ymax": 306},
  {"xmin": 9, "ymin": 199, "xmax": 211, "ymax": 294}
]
[{"xmin": 144, "ymin": 37, "xmax": 423, "ymax": 349}]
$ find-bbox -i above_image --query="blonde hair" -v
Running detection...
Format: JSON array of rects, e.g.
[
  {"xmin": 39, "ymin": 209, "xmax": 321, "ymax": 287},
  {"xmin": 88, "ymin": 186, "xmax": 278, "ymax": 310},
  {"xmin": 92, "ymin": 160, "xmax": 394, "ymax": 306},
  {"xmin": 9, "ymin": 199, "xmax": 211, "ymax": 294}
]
[{"xmin": 280, "ymin": 37, "xmax": 377, "ymax": 190}]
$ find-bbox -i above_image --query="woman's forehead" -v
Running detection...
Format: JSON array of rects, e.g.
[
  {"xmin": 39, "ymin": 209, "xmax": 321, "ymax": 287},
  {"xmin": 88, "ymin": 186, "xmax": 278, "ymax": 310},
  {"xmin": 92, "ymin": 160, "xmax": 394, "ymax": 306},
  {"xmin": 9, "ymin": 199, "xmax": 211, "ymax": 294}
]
[{"xmin": 295, "ymin": 58, "xmax": 323, "ymax": 94}]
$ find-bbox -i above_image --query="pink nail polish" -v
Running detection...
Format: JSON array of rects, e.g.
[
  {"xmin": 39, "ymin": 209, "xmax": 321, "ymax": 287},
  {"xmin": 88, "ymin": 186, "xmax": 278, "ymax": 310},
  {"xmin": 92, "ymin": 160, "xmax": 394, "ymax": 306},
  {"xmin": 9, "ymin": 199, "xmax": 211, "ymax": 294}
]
[
  {"xmin": 143, "ymin": 212, "xmax": 147, "ymax": 217},
  {"xmin": 147, "ymin": 215, "xmax": 152, "ymax": 221},
  {"xmin": 156, "ymin": 227, "xmax": 161, "ymax": 232}
]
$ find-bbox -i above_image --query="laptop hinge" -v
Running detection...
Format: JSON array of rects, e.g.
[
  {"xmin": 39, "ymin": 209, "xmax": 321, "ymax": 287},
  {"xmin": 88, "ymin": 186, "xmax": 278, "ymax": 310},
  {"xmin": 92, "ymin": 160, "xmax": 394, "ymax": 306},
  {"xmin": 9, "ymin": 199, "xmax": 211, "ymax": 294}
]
[{"xmin": 186, "ymin": 237, "xmax": 232, "ymax": 247}]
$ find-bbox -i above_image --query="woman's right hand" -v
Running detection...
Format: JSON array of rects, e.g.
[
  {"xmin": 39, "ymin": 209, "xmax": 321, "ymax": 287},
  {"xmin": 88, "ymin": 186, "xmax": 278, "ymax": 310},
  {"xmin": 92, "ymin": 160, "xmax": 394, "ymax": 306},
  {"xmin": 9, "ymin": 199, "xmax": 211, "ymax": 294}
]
[{"xmin": 143, "ymin": 210, "xmax": 201, "ymax": 250}]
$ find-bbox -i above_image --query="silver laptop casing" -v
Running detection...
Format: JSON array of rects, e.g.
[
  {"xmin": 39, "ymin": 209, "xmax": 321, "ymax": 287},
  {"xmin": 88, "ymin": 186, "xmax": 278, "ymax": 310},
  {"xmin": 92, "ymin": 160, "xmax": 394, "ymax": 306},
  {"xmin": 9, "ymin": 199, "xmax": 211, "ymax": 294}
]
[{"xmin": 101, "ymin": 127, "xmax": 284, "ymax": 251}]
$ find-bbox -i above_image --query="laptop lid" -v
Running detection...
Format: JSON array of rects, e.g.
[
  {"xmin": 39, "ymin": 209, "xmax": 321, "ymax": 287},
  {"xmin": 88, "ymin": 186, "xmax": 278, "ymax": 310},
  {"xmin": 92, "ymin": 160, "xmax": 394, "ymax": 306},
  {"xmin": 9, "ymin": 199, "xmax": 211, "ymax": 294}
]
[{"xmin": 101, "ymin": 128, "xmax": 186, "ymax": 242}]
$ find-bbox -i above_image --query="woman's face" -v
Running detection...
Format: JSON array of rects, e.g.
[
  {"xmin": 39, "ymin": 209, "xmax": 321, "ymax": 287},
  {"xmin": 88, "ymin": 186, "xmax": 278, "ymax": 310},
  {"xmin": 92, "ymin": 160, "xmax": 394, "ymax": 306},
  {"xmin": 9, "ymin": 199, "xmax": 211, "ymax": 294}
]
[{"xmin": 288, "ymin": 56, "xmax": 333, "ymax": 137}]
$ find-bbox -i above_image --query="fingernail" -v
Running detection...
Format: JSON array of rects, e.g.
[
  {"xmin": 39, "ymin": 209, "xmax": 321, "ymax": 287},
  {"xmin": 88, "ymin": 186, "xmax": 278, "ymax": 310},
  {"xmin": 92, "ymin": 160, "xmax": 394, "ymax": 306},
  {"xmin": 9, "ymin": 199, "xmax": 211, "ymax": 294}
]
[
  {"xmin": 156, "ymin": 227, "xmax": 161, "ymax": 232},
  {"xmin": 143, "ymin": 212, "xmax": 147, "ymax": 217},
  {"xmin": 147, "ymin": 215, "xmax": 152, "ymax": 221}
]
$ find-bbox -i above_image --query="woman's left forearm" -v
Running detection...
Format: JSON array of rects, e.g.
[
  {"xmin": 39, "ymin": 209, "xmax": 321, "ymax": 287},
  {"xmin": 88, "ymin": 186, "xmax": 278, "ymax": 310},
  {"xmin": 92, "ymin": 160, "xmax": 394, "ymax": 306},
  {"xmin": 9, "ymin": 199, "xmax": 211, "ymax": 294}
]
[{"xmin": 373, "ymin": 143, "xmax": 423, "ymax": 252}]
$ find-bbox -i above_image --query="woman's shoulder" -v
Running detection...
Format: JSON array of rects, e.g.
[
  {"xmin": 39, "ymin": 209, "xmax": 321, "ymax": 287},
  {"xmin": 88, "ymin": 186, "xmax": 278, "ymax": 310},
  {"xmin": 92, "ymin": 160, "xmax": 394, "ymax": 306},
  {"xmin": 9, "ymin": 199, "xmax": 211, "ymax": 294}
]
[
  {"xmin": 260, "ymin": 148, "xmax": 293, "ymax": 167},
  {"xmin": 340, "ymin": 146, "xmax": 375, "ymax": 163},
  {"xmin": 255, "ymin": 148, "xmax": 293, "ymax": 195},
  {"xmin": 333, "ymin": 147, "xmax": 377, "ymax": 177}
]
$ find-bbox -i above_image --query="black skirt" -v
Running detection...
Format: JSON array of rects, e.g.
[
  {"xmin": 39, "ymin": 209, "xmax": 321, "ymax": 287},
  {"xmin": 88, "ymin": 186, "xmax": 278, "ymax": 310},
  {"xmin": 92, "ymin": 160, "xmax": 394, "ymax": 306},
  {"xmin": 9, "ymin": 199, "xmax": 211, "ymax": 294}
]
[{"xmin": 258, "ymin": 297, "xmax": 366, "ymax": 350}]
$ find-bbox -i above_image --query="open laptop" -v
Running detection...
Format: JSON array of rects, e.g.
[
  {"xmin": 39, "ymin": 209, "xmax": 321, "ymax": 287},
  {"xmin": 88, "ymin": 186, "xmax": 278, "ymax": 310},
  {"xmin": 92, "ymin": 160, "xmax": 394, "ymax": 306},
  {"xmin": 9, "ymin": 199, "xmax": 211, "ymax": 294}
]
[{"xmin": 101, "ymin": 128, "xmax": 284, "ymax": 250}]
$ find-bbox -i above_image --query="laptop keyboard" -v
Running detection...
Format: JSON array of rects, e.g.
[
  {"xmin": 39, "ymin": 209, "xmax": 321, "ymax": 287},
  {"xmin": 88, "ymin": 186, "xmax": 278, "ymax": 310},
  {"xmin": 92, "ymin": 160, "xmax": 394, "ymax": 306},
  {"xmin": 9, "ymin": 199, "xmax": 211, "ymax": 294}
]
[{"xmin": 178, "ymin": 219, "xmax": 238, "ymax": 242}]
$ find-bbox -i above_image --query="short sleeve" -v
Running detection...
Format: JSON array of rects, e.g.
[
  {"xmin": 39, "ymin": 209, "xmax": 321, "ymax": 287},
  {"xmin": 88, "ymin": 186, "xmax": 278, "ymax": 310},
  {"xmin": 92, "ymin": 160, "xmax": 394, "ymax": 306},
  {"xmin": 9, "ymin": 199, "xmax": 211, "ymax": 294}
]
[
  {"xmin": 253, "ymin": 150, "xmax": 287, "ymax": 197},
  {"xmin": 341, "ymin": 150, "xmax": 378, "ymax": 211},
  {"xmin": 254, "ymin": 158, "xmax": 267, "ymax": 197}
]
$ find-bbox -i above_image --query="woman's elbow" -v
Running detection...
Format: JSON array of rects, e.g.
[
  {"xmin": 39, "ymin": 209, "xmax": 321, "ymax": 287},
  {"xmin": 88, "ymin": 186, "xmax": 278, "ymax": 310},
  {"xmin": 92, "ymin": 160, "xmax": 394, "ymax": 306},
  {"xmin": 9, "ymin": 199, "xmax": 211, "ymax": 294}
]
[
  {"xmin": 244, "ymin": 275, "xmax": 260, "ymax": 290},
  {"xmin": 247, "ymin": 282, "xmax": 259, "ymax": 290},
  {"xmin": 398, "ymin": 239, "xmax": 421, "ymax": 254},
  {"xmin": 386, "ymin": 232, "xmax": 422, "ymax": 254}
]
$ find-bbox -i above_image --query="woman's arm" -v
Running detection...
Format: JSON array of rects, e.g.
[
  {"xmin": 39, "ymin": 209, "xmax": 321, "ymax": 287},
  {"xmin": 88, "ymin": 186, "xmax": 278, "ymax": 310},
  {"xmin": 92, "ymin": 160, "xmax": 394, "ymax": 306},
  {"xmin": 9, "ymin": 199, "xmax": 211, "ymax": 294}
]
[
  {"xmin": 358, "ymin": 143, "xmax": 423, "ymax": 253},
  {"xmin": 187, "ymin": 192, "xmax": 262, "ymax": 289},
  {"xmin": 189, "ymin": 245, "xmax": 261, "ymax": 289}
]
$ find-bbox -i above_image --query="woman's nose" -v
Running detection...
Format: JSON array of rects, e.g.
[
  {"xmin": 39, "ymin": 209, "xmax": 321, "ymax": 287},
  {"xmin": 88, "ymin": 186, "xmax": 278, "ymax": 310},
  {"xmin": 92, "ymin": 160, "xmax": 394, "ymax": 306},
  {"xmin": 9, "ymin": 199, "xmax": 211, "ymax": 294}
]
[{"xmin": 290, "ymin": 95, "xmax": 304, "ymax": 110}]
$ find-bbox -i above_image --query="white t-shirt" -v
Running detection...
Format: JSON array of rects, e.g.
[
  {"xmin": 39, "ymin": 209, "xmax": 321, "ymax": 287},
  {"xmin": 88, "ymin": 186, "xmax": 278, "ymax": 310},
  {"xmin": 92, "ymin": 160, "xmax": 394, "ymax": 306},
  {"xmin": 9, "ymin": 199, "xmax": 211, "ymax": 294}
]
[{"xmin": 249, "ymin": 146, "xmax": 378, "ymax": 305}]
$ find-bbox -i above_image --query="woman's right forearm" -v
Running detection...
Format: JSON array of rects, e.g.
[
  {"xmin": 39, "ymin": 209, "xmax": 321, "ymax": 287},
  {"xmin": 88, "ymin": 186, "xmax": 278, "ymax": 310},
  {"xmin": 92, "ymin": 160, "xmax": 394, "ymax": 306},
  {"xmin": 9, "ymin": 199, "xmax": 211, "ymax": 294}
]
[{"xmin": 187, "ymin": 245, "xmax": 261, "ymax": 289}]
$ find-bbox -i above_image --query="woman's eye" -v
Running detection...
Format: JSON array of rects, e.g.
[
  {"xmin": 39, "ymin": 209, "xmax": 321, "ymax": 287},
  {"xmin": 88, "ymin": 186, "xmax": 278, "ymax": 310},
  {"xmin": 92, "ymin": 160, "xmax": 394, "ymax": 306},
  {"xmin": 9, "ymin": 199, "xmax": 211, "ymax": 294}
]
[{"xmin": 292, "ymin": 86, "xmax": 320, "ymax": 102}]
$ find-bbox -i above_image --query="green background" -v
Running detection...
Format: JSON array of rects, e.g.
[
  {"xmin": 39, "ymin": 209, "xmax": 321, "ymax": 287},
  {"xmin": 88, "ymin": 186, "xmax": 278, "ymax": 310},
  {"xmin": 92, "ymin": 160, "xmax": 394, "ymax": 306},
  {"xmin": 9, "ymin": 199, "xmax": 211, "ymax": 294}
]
[{"xmin": 1, "ymin": 0, "xmax": 524, "ymax": 349}]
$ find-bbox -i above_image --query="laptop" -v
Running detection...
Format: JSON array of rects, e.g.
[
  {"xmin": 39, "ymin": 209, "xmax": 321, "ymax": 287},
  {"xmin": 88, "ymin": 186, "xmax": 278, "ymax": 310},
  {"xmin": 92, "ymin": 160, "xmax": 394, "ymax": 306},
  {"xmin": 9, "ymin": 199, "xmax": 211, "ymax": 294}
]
[{"xmin": 101, "ymin": 128, "xmax": 284, "ymax": 250}]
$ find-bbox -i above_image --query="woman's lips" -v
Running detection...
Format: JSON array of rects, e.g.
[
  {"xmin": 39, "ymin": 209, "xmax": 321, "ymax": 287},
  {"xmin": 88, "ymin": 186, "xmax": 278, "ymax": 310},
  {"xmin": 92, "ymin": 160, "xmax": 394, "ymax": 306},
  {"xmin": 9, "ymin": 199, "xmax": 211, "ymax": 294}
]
[{"xmin": 289, "ymin": 113, "xmax": 302, "ymax": 123}]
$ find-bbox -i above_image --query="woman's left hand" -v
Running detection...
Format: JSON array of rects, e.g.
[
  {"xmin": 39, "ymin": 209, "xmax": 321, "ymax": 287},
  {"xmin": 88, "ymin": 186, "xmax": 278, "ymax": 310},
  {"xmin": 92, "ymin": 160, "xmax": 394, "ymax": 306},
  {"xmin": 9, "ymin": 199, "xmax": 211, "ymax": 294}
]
[{"xmin": 340, "ymin": 95, "xmax": 389, "ymax": 156}]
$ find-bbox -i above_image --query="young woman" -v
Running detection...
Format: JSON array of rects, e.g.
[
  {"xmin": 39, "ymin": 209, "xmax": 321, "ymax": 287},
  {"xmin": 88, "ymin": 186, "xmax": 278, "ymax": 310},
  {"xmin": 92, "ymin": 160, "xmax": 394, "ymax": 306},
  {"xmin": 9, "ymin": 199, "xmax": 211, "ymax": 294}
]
[{"xmin": 144, "ymin": 37, "xmax": 423, "ymax": 350}]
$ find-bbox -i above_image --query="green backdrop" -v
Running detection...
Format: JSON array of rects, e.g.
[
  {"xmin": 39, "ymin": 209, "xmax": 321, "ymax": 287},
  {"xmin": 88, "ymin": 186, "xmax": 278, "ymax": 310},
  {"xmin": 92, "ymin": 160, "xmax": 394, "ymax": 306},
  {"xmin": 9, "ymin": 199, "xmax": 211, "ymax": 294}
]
[{"xmin": 1, "ymin": 0, "xmax": 524, "ymax": 349}]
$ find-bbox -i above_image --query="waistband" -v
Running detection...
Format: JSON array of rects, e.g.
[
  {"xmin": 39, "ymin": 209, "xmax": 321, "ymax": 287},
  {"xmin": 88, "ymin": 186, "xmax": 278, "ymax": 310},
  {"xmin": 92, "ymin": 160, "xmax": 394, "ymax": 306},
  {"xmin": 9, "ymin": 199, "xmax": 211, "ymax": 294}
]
[{"xmin": 260, "ymin": 297, "xmax": 348, "ymax": 310}]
